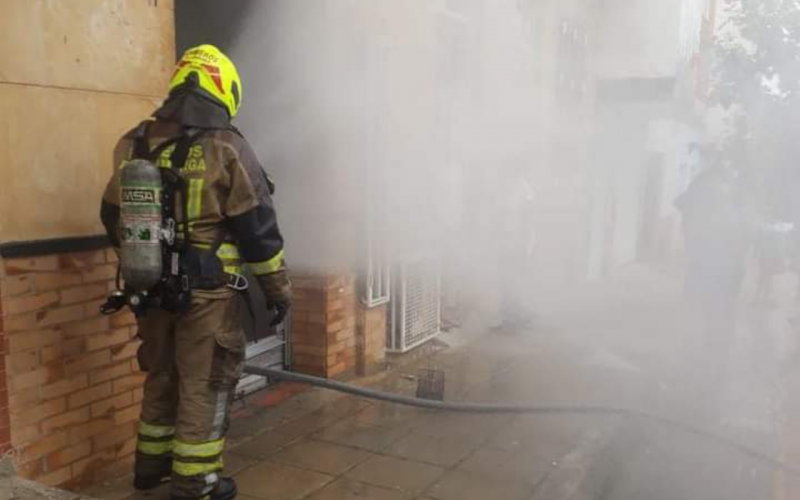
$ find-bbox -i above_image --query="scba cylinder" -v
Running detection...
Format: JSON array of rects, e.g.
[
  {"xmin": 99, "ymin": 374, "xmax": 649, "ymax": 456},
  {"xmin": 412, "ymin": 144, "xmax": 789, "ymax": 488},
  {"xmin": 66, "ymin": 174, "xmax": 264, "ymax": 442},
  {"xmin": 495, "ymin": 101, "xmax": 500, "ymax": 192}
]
[{"xmin": 120, "ymin": 159, "xmax": 163, "ymax": 292}]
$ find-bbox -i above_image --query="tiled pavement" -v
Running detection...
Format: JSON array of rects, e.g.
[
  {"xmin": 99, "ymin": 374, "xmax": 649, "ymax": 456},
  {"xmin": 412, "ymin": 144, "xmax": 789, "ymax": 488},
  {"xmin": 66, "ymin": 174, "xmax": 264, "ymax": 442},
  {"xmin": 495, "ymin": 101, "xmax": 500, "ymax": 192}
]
[{"xmin": 84, "ymin": 270, "xmax": 796, "ymax": 500}]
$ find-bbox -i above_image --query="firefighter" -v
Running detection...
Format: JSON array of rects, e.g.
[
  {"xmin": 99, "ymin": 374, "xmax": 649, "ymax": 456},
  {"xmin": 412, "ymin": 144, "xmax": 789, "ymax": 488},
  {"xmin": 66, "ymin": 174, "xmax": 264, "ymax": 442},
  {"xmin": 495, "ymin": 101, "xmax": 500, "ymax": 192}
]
[{"xmin": 100, "ymin": 45, "xmax": 291, "ymax": 500}]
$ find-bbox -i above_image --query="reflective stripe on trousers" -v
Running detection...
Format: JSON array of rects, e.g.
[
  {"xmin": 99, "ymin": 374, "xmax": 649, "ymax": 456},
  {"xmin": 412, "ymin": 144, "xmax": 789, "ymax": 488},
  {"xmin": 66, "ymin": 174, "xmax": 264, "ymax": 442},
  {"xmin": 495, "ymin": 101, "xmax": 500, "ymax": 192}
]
[{"xmin": 137, "ymin": 421, "xmax": 175, "ymax": 456}]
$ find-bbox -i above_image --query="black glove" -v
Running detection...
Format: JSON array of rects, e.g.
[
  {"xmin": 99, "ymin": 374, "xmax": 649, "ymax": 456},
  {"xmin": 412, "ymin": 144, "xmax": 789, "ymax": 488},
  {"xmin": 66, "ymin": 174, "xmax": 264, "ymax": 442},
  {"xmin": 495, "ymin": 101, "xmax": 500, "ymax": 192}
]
[
  {"xmin": 256, "ymin": 270, "xmax": 292, "ymax": 327},
  {"xmin": 268, "ymin": 301, "xmax": 289, "ymax": 326}
]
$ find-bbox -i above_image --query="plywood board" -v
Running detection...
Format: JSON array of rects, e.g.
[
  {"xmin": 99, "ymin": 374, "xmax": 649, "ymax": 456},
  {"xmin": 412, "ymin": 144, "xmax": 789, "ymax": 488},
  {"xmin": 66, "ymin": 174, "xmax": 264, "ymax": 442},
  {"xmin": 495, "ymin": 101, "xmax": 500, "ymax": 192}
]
[
  {"xmin": 0, "ymin": 0, "xmax": 175, "ymax": 97},
  {"xmin": 0, "ymin": 84, "xmax": 161, "ymax": 241}
]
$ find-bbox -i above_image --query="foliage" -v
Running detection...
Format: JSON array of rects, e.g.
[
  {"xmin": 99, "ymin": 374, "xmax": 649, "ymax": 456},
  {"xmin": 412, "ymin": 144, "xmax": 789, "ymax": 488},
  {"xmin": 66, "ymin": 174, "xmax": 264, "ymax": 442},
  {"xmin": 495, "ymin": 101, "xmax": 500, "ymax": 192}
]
[{"xmin": 715, "ymin": 0, "xmax": 800, "ymax": 106}]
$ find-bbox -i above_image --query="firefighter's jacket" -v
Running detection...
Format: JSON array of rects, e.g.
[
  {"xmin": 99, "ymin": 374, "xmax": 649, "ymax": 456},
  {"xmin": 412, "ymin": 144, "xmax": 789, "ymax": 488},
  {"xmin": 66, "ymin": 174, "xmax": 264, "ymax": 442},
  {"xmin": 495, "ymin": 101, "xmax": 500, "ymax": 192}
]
[{"xmin": 100, "ymin": 119, "xmax": 290, "ymax": 302}]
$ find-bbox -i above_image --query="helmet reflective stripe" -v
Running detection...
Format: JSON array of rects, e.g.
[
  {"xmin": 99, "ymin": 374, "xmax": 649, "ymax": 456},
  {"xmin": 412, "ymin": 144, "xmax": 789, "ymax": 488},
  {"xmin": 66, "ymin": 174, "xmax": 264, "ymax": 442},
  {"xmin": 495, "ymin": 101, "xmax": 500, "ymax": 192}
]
[{"xmin": 170, "ymin": 44, "xmax": 243, "ymax": 118}]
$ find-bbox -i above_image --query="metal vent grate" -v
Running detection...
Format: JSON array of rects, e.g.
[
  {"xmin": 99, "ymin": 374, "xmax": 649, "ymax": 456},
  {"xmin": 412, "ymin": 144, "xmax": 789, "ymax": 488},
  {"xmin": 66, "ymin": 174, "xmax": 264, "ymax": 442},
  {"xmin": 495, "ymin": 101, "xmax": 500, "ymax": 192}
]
[{"xmin": 389, "ymin": 257, "xmax": 441, "ymax": 353}]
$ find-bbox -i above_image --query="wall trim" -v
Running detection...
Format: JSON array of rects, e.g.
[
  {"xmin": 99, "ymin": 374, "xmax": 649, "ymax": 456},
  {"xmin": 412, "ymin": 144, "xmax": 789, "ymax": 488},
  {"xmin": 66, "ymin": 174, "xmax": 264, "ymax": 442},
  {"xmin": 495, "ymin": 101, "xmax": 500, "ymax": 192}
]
[{"xmin": 0, "ymin": 235, "xmax": 110, "ymax": 259}]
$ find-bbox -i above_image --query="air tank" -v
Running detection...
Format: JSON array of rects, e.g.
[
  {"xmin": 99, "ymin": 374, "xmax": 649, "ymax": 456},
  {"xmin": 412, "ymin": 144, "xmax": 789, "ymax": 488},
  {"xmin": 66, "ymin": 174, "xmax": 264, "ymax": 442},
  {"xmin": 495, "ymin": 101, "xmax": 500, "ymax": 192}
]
[{"xmin": 119, "ymin": 159, "xmax": 163, "ymax": 292}]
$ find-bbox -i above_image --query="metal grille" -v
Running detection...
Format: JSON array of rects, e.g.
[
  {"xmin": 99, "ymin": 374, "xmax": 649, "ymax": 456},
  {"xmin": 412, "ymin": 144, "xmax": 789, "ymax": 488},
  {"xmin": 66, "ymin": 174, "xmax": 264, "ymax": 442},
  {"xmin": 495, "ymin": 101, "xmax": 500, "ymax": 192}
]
[
  {"xmin": 236, "ymin": 315, "xmax": 291, "ymax": 397},
  {"xmin": 363, "ymin": 237, "xmax": 391, "ymax": 307},
  {"xmin": 389, "ymin": 257, "xmax": 441, "ymax": 353}
]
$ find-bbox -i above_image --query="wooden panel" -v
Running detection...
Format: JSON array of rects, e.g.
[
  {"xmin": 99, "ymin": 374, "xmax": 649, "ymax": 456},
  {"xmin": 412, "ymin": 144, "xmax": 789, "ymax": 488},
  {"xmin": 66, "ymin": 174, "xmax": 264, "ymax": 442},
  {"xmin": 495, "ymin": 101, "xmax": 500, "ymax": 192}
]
[
  {"xmin": 0, "ymin": 0, "xmax": 175, "ymax": 96},
  {"xmin": 0, "ymin": 84, "xmax": 161, "ymax": 241}
]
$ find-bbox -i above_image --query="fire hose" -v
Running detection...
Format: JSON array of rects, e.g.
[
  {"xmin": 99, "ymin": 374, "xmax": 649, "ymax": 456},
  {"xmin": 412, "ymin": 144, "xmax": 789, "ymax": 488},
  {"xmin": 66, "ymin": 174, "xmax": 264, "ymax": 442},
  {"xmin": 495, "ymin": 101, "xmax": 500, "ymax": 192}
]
[{"xmin": 243, "ymin": 364, "xmax": 800, "ymax": 478}]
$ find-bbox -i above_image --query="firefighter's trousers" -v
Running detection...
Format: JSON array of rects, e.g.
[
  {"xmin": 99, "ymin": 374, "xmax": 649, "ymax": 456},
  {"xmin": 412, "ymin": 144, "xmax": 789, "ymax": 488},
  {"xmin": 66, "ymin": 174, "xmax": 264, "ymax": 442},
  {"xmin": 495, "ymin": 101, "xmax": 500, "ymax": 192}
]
[{"xmin": 134, "ymin": 290, "xmax": 245, "ymax": 499}]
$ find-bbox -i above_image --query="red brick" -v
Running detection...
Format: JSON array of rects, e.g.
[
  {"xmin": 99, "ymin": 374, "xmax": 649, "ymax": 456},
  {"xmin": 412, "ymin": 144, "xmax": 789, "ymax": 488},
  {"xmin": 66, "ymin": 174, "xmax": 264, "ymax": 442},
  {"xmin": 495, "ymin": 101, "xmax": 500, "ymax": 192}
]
[
  {"xmin": 69, "ymin": 418, "xmax": 114, "ymax": 444},
  {"xmin": 292, "ymin": 354, "xmax": 326, "ymax": 369},
  {"xmin": 34, "ymin": 304, "xmax": 85, "ymax": 328},
  {"xmin": 132, "ymin": 387, "xmax": 144, "ymax": 403},
  {"xmin": 5, "ymin": 292, "xmax": 60, "ymax": 315},
  {"xmin": 1, "ymin": 275, "xmax": 34, "ymax": 297},
  {"xmin": 86, "ymin": 328, "xmax": 130, "ymax": 352},
  {"xmin": 13, "ymin": 397, "xmax": 67, "ymax": 425},
  {"xmin": 8, "ymin": 386, "xmax": 39, "ymax": 408},
  {"xmin": 71, "ymin": 454, "xmax": 107, "ymax": 483},
  {"xmin": 111, "ymin": 312, "xmax": 136, "ymax": 328},
  {"xmin": 64, "ymin": 350, "xmax": 112, "ymax": 377},
  {"xmin": 69, "ymin": 382, "xmax": 113, "ymax": 409},
  {"xmin": 11, "ymin": 364, "xmax": 62, "ymax": 392},
  {"xmin": 5, "ymin": 256, "xmax": 60, "ymax": 275},
  {"xmin": 326, "ymin": 300, "xmax": 344, "ymax": 314},
  {"xmin": 0, "ymin": 425, "xmax": 10, "ymax": 450},
  {"xmin": 42, "ymin": 407, "xmax": 91, "ymax": 434},
  {"xmin": 114, "ymin": 404, "xmax": 141, "ymax": 425},
  {"xmin": 7, "ymin": 328, "xmax": 60, "ymax": 352},
  {"xmin": 4, "ymin": 313, "xmax": 38, "ymax": 333},
  {"xmin": 292, "ymin": 364, "xmax": 327, "ymax": 377},
  {"xmin": 9, "ymin": 349, "xmax": 41, "ymax": 374},
  {"xmin": 292, "ymin": 331, "xmax": 327, "ymax": 348},
  {"xmin": 91, "ymin": 392, "xmax": 133, "ymax": 418},
  {"xmin": 294, "ymin": 323, "xmax": 326, "ymax": 338},
  {"xmin": 41, "ymin": 374, "xmax": 89, "ymax": 400},
  {"xmin": 93, "ymin": 420, "xmax": 137, "ymax": 451},
  {"xmin": 41, "ymin": 337, "xmax": 86, "ymax": 363},
  {"xmin": 59, "ymin": 251, "xmax": 106, "ymax": 270},
  {"xmin": 85, "ymin": 298, "xmax": 110, "ymax": 318},
  {"xmin": 327, "ymin": 362, "xmax": 347, "ymax": 378},
  {"xmin": 19, "ymin": 430, "xmax": 69, "ymax": 462},
  {"xmin": 38, "ymin": 465, "xmax": 72, "ymax": 487},
  {"xmin": 117, "ymin": 436, "xmax": 137, "ymax": 457},
  {"xmin": 45, "ymin": 441, "xmax": 91, "ymax": 471},
  {"xmin": 307, "ymin": 312, "xmax": 326, "ymax": 325},
  {"xmin": 33, "ymin": 272, "xmax": 84, "ymax": 292},
  {"xmin": 15, "ymin": 458, "xmax": 44, "ymax": 479},
  {"xmin": 90, "ymin": 361, "xmax": 133, "ymax": 385},
  {"xmin": 106, "ymin": 248, "xmax": 119, "ymax": 263},
  {"xmin": 82, "ymin": 265, "xmax": 118, "ymax": 284},
  {"xmin": 61, "ymin": 316, "xmax": 110, "ymax": 338},
  {"xmin": 112, "ymin": 374, "xmax": 146, "ymax": 394},
  {"xmin": 59, "ymin": 284, "xmax": 108, "ymax": 306},
  {"xmin": 111, "ymin": 340, "xmax": 139, "ymax": 362},
  {"xmin": 292, "ymin": 344, "xmax": 327, "ymax": 357}
]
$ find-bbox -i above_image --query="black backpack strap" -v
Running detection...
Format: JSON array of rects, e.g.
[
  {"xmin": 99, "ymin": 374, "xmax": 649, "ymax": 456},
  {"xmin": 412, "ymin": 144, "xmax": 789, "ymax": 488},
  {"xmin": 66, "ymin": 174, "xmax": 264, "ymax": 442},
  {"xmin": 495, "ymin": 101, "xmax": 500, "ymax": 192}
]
[
  {"xmin": 132, "ymin": 121, "xmax": 153, "ymax": 160},
  {"xmin": 131, "ymin": 120, "xmax": 188, "ymax": 164}
]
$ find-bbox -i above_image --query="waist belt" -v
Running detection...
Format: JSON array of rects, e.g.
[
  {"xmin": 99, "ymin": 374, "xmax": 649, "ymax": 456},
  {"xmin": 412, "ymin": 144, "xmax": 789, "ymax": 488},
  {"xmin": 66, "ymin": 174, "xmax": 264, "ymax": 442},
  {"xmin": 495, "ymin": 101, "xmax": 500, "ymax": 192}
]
[{"xmin": 190, "ymin": 272, "xmax": 249, "ymax": 291}]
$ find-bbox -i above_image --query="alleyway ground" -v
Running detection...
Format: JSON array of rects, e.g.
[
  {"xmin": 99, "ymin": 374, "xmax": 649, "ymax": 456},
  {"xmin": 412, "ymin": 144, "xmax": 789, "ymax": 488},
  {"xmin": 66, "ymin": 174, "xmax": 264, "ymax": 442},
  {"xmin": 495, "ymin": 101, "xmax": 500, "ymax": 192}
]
[{"xmin": 86, "ymin": 265, "xmax": 800, "ymax": 500}]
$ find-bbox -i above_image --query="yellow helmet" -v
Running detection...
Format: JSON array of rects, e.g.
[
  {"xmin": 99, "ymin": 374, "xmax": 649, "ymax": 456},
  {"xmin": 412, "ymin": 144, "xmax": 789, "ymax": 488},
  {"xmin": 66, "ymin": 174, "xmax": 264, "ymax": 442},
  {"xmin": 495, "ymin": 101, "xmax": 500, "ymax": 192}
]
[{"xmin": 169, "ymin": 45, "xmax": 242, "ymax": 118}]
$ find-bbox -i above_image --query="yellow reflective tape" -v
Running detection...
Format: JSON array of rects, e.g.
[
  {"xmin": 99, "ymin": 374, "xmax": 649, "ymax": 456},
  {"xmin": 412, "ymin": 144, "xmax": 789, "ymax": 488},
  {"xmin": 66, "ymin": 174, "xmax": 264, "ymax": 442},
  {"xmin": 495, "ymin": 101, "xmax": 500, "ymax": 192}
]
[
  {"xmin": 216, "ymin": 243, "xmax": 240, "ymax": 260},
  {"xmin": 137, "ymin": 440, "xmax": 174, "ymax": 456},
  {"xmin": 174, "ymin": 439, "xmax": 225, "ymax": 458},
  {"xmin": 188, "ymin": 178, "xmax": 204, "ymax": 222},
  {"xmin": 157, "ymin": 145, "xmax": 177, "ymax": 169},
  {"xmin": 173, "ymin": 459, "xmax": 223, "ymax": 477},
  {"xmin": 248, "ymin": 250, "xmax": 285, "ymax": 276},
  {"xmin": 139, "ymin": 422, "xmax": 175, "ymax": 438},
  {"xmin": 223, "ymin": 265, "xmax": 242, "ymax": 275}
]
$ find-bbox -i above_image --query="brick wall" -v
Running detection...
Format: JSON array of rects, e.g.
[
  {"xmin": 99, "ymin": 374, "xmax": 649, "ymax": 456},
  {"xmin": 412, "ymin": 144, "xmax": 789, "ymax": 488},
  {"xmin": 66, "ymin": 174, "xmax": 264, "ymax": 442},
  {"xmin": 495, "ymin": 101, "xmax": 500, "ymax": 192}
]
[
  {"xmin": 291, "ymin": 274, "xmax": 385, "ymax": 379},
  {"xmin": 0, "ymin": 292, "xmax": 10, "ymax": 455},
  {"xmin": 0, "ymin": 249, "xmax": 142, "ymax": 489},
  {"xmin": 357, "ymin": 304, "xmax": 387, "ymax": 376}
]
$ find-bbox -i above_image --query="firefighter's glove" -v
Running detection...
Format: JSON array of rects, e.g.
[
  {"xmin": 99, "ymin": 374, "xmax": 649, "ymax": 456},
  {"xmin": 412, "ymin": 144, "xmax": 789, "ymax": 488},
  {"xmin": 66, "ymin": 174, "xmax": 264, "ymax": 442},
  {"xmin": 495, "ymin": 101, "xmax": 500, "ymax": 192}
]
[
  {"xmin": 255, "ymin": 270, "xmax": 292, "ymax": 326},
  {"xmin": 269, "ymin": 302, "xmax": 289, "ymax": 326}
]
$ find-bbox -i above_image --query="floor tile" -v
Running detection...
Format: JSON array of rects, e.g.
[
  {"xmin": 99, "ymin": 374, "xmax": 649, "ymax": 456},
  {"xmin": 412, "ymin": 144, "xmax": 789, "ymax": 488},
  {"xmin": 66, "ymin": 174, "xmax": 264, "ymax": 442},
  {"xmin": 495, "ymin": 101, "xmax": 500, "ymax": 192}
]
[
  {"xmin": 386, "ymin": 432, "xmax": 475, "ymax": 467},
  {"xmin": 271, "ymin": 438, "xmax": 372, "ymax": 475},
  {"xmin": 428, "ymin": 469, "xmax": 531, "ymax": 500},
  {"xmin": 232, "ymin": 416, "xmax": 326, "ymax": 459},
  {"xmin": 303, "ymin": 478, "xmax": 413, "ymax": 500},
  {"xmin": 224, "ymin": 450, "xmax": 259, "ymax": 476},
  {"xmin": 457, "ymin": 447, "xmax": 552, "ymax": 485},
  {"xmin": 234, "ymin": 460, "xmax": 333, "ymax": 500},
  {"xmin": 346, "ymin": 454, "xmax": 446, "ymax": 494},
  {"xmin": 314, "ymin": 420, "xmax": 410, "ymax": 453}
]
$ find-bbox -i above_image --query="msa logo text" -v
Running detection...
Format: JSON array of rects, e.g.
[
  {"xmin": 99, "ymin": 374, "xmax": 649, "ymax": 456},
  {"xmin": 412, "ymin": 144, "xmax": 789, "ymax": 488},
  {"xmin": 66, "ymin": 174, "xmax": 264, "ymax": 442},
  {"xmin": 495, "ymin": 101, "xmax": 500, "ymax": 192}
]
[{"xmin": 122, "ymin": 188, "xmax": 157, "ymax": 204}]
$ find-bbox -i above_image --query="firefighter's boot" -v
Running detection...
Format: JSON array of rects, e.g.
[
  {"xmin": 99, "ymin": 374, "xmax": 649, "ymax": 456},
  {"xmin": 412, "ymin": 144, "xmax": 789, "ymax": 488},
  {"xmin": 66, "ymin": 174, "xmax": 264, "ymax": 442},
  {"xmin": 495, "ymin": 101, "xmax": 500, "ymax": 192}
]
[{"xmin": 173, "ymin": 478, "xmax": 238, "ymax": 500}]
